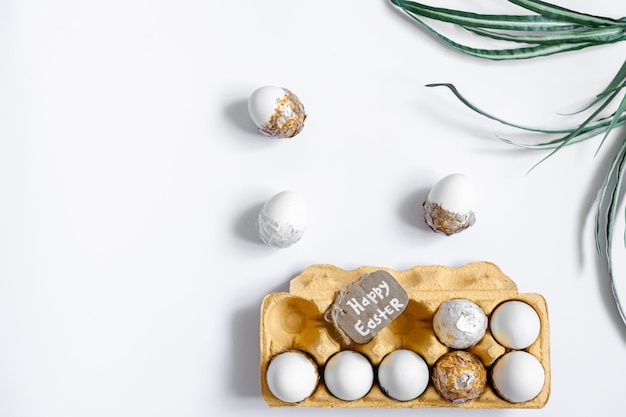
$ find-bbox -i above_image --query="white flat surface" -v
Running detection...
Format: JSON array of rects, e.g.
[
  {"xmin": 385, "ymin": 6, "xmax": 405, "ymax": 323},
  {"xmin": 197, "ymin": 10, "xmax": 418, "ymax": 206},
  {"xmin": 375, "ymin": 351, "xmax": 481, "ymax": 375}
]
[{"xmin": 2, "ymin": 0, "xmax": 626, "ymax": 416}]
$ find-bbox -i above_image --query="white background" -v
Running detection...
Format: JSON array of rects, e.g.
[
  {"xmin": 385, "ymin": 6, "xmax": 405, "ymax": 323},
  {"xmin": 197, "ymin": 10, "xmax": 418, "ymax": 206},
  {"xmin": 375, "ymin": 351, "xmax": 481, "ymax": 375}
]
[{"xmin": 2, "ymin": 0, "xmax": 626, "ymax": 416}]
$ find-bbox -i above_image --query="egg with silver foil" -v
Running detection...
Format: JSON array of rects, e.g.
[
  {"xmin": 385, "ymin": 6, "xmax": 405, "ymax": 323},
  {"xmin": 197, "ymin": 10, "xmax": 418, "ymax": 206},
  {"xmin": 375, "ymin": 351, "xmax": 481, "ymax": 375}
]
[
  {"xmin": 423, "ymin": 173, "xmax": 476, "ymax": 235},
  {"xmin": 248, "ymin": 85, "xmax": 306, "ymax": 138},
  {"xmin": 433, "ymin": 298, "xmax": 487, "ymax": 349},
  {"xmin": 257, "ymin": 191, "xmax": 307, "ymax": 248}
]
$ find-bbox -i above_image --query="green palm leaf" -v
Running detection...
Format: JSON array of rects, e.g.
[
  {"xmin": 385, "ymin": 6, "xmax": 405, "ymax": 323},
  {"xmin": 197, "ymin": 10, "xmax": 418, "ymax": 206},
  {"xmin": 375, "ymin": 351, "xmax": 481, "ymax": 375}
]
[
  {"xmin": 391, "ymin": 0, "xmax": 577, "ymax": 30},
  {"xmin": 595, "ymin": 139, "xmax": 626, "ymax": 323},
  {"xmin": 572, "ymin": 60, "xmax": 626, "ymax": 114},
  {"xmin": 402, "ymin": 10, "xmax": 597, "ymax": 60},
  {"xmin": 426, "ymin": 83, "xmax": 625, "ymax": 136},
  {"xmin": 392, "ymin": 0, "xmax": 626, "ymax": 329},
  {"xmin": 464, "ymin": 25, "xmax": 626, "ymax": 45},
  {"xmin": 508, "ymin": 0, "xmax": 622, "ymax": 26},
  {"xmin": 393, "ymin": 0, "xmax": 626, "ymax": 59}
]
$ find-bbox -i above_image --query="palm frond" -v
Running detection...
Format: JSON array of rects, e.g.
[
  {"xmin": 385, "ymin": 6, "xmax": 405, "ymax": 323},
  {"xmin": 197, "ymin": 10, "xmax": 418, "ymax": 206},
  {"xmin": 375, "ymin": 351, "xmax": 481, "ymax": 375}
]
[
  {"xmin": 391, "ymin": 0, "xmax": 626, "ymax": 329},
  {"xmin": 391, "ymin": 0, "xmax": 626, "ymax": 59}
]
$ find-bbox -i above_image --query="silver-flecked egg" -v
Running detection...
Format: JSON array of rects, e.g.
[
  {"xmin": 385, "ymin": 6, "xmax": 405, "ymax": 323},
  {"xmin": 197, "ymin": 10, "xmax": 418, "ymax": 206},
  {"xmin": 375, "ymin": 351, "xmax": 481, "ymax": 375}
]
[
  {"xmin": 256, "ymin": 191, "xmax": 307, "ymax": 248},
  {"xmin": 433, "ymin": 298, "xmax": 487, "ymax": 349}
]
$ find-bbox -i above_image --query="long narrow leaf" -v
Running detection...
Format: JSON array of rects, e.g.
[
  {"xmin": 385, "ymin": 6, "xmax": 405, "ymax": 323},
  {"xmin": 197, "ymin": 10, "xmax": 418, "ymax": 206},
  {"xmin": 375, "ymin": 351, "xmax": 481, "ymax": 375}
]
[
  {"xmin": 526, "ymin": 88, "xmax": 625, "ymax": 171},
  {"xmin": 508, "ymin": 0, "xmax": 622, "ymax": 26},
  {"xmin": 391, "ymin": 0, "xmax": 580, "ymax": 31},
  {"xmin": 464, "ymin": 25, "xmax": 626, "ymax": 45},
  {"xmin": 498, "ymin": 119, "xmax": 626, "ymax": 150},
  {"xmin": 595, "ymin": 93, "xmax": 626, "ymax": 156},
  {"xmin": 608, "ymin": 153, "xmax": 626, "ymax": 324},
  {"xmin": 598, "ymin": 59, "xmax": 626, "ymax": 95},
  {"xmin": 595, "ymin": 141, "xmax": 626, "ymax": 252},
  {"xmin": 427, "ymin": 82, "xmax": 626, "ymax": 174},
  {"xmin": 573, "ymin": 59, "xmax": 626, "ymax": 114},
  {"xmin": 595, "ymin": 139, "xmax": 626, "ymax": 324},
  {"xmin": 425, "ymin": 83, "xmax": 560, "ymax": 132},
  {"xmin": 403, "ymin": 10, "xmax": 596, "ymax": 60},
  {"xmin": 425, "ymin": 83, "xmax": 624, "ymax": 134},
  {"xmin": 595, "ymin": 82, "xmax": 626, "ymax": 102}
]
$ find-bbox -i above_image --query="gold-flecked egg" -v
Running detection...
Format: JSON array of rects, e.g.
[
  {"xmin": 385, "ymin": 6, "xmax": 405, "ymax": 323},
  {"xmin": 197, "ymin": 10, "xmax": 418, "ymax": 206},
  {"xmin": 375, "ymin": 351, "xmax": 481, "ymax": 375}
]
[
  {"xmin": 423, "ymin": 173, "xmax": 476, "ymax": 235},
  {"xmin": 432, "ymin": 350, "xmax": 487, "ymax": 404},
  {"xmin": 248, "ymin": 85, "xmax": 306, "ymax": 138}
]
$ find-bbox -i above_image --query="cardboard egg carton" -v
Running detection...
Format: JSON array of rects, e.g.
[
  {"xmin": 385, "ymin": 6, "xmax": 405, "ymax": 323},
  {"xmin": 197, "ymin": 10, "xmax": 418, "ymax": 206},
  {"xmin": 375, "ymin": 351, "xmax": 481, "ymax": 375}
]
[{"xmin": 260, "ymin": 261, "xmax": 550, "ymax": 408}]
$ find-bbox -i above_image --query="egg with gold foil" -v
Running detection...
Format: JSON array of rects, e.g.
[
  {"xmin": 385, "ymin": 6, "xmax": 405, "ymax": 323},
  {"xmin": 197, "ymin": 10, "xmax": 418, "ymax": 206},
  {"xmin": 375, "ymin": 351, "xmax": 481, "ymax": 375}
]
[
  {"xmin": 423, "ymin": 173, "xmax": 476, "ymax": 235},
  {"xmin": 432, "ymin": 350, "xmax": 487, "ymax": 404},
  {"xmin": 248, "ymin": 85, "xmax": 306, "ymax": 138}
]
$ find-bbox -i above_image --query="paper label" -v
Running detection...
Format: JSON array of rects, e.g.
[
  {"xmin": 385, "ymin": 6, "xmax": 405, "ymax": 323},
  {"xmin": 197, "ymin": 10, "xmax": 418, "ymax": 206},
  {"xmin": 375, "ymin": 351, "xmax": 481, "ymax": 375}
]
[{"xmin": 331, "ymin": 270, "xmax": 409, "ymax": 344}]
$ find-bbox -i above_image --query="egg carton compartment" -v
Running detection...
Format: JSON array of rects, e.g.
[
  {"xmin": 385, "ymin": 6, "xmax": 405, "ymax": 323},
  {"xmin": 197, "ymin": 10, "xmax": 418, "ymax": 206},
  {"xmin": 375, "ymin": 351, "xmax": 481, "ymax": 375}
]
[{"xmin": 259, "ymin": 261, "xmax": 550, "ymax": 408}]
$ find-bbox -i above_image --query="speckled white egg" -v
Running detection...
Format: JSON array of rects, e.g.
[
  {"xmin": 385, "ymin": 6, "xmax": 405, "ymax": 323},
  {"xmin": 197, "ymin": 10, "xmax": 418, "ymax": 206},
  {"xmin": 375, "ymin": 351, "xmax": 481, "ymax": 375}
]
[
  {"xmin": 323, "ymin": 351, "xmax": 374, "ymax": 401},
  {"xmin": 492, "ymin": 351, "xmax": 545, "ymax": 403},
  {"xmin": 433, "ymin": 298, "xmax": 487, "ymax": 349},
  {"xmin": 377, "ymin": 349, "xmax": 429, "ymax": 401},
  {"xmin": 490, "ymin": 300, "xmax": 541, "ymax": 349},
  {"xmin": 266, "ymin": 351, "xmax": 319, "ymax": 403},
  {"xmin": 423, "ymin": 173, "xmax": 476, "ymax": 235},
  {"xmin": 248, "ymin": 85, "xmax": 306, "ymax": 138},
  {"xmin": 256, "ymin": 191, "xmax": 307, "ymax": 248}
]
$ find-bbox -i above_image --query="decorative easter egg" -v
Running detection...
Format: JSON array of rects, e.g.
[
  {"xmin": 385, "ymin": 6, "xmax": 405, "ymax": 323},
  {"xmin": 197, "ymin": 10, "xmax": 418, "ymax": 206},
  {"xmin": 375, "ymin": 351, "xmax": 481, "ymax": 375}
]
[
  {"xmin": 248, "ymin": 85, "xmax": 306, "ymax": 138},
  {"xmin": 256, "ymin": 191, "xmax": 307, "ymax": 248},
  {"xmin": 423, "ymin": 173, "xmax": 476, "ymax": 235},
  {"xmin": 432, "ymin": 350, "xmax": 487, "ymax": 404},
  {"xmin": 433, "ymin": 298, "xmax": 487, "ymax": 349}
]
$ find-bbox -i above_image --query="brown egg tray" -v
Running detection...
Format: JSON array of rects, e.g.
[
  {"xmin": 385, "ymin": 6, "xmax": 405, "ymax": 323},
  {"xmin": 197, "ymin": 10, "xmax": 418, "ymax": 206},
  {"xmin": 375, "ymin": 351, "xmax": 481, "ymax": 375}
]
[{"xmin": 259, "ymin": 261, "xmax": 550, "ymax": 408}]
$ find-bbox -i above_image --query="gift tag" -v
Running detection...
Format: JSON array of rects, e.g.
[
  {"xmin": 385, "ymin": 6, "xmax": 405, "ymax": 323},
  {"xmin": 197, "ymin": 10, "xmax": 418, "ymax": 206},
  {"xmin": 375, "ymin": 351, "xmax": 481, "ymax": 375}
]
[{"xmin": 329, "ymin": 270, "xmax": 409, "ymax": 344}]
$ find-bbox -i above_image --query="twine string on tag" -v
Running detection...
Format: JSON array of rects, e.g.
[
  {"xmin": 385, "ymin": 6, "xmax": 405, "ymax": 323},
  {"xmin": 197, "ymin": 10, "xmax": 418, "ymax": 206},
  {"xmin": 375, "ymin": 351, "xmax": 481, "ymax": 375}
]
[
  {"xmin": 323, "ymin": 275, "xmax": 368, "ymax": 346},
  {"xmin": 324, "ymin": 288, "xmax": 354, "ymax": 345}
]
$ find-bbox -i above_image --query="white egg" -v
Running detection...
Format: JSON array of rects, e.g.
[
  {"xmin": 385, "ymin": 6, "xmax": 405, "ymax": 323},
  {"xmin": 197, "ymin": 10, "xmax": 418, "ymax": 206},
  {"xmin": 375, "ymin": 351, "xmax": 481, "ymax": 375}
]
[
  {"xmin": 433, "ymin": 298, "xmax": 487, "ymax": 349},
  {"xmin": 423, "ymin": 173, "xmax": 476, "ymax": 235},
  {"xmin": 248, "ymin": 85, "xmax": 306, "ymax": 138},
  {"xmin": 256, "ymin": 191, "xmax": 307, "ymax": 248},
  {"xmin": 377, "ymin": 349, "xmax": 429, "ymax": 401},
  {"xmin": 492, "ymin": 351, "xmax": 545, "ymax": 403},
  {"xmin": 323, "ymin": 351, "xmax": 374, "ymax": 401},
  {"xmin": 266, "ymin": 351, "xmax": 319, "ymax": 403},
  {"xmin": 490, "ymin": 300, "xmax": 541, "ymax": 349}
]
